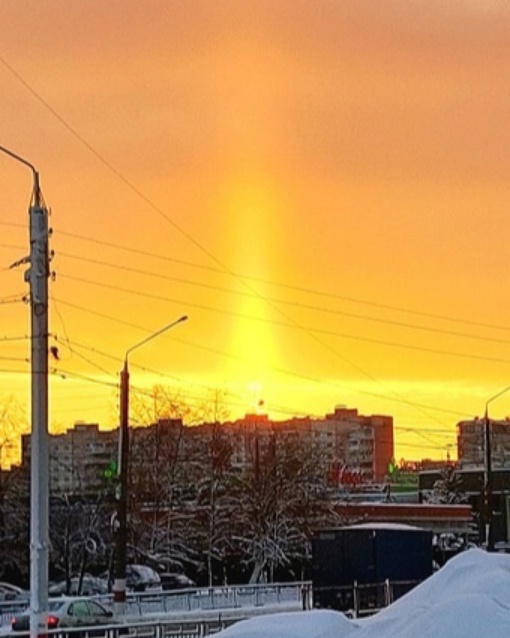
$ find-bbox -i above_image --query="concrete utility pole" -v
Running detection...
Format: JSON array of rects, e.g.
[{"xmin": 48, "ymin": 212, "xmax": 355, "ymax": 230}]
[
  {"xmin": 113, "ymin": 315, "xmax": 188, "ymax": 617},
  {"xmin": 0, "ymin": 146, "xmax": 50, "ymax": 638}
]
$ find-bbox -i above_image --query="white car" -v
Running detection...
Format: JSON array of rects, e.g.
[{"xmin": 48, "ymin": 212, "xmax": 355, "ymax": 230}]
[
  {"xmin": 11, "ymin": 597, "xmax": 119, "ymax": 633},
  {"xmin": 49, "ymin": 576, "xmax": 109, "ymax": 597},
  {"xmin": 0, "ymin": 583, "xmax": 29, "ymax": 602}
]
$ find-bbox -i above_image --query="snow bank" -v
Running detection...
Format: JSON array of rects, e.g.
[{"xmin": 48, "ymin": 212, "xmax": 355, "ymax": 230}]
[
  {"xmin": 215, "ymin": 548, "xmax": 510, "ymax": 638},
  {"xmin": 217, "ymin": 610, "xmax": 355, "ymax": 638}
]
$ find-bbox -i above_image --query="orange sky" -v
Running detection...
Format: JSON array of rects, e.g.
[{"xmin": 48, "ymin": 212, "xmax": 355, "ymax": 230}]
[{"xmin": 2, "ymin": 1, "xmax": 510, "ymax": 462}]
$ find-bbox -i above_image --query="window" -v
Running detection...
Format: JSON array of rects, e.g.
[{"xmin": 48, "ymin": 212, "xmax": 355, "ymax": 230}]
[
  {"xmin": 87, "ymin": 601, "xmax": 108, "ymax": 617},
  {"xmin": 69, "ymin": 601, "xmax": 89, "ymax": 617}
]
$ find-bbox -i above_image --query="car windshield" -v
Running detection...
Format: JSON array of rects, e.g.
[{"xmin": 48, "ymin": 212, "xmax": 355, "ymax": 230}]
[{"xmin": 48, "ymin": 601, "xmax": 65, "ymax": 612}]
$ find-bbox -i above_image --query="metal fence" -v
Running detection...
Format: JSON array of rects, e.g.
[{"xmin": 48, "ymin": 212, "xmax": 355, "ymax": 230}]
[
  {"xmin": 4, "ymin": 616, "xmax": 245, "ymax": 638},
  {"xmin": 0, "ymin": 582, "xmax": 312, "ymax": 632},
  {"xmin": 313, "ymin": 579, "xmax": 422, "ymax": 618}
]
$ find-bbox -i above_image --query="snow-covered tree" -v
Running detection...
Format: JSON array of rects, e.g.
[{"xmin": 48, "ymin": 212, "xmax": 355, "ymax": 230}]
[
  {"xmin": 193, "ymin": 421, "xmax": 235, "ymax": 585},
  {"xmin": 427, "ymin": 465, "xmax": 466, "ymax": 505},
  {"xmin": 229, "ymin": 430, "xmax": 336, "ymax": 583},
  {"xmin": 128, "ymin": 387, "xmax": 232, "ymax": 576},
  {"xmin": 49, "ymin": 492, "xmax": 112, "ymax": 593}
]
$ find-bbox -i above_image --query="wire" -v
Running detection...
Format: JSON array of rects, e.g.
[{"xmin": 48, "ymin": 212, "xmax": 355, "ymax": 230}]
[
  {"xmin": 51, "ymin": 331, "xmax": 460, "ymax": 452},
  {"xmin": 46, "ymin": 363, "xmax": 459, "ymax": 448},
  {"xmin": 0, "ymin": 55, "xmax": 455, "ymax": 441},
  {"xmin": 53, "ymin": 230, "xmax": 510, "ymax": 334},
  {"xmin": 52, "ymin": 296, "xmax": 472, "ymax": 420},
  {"xmin": 0, "ymin": 243, "xmax": 24, "ymax": 251},
  {"xmin": 57, "ymin": 274, "xmax": 510, "ymax": 366},
  {"xmin": 54, "ymin": 339, "xmax": 116, "ymax": 379},
  {"xmin": 57, "ymin": 252, "xmax": 510, "ymax": 347},
  {"xmin": 0, "ymin": 295, "xmax": 25, "ymax": 305},
  {"xmin": 51, "ymin": 368, "xmax": 119, "ymax": 390},
  {"xmin": 0, "ymin": 54, "xmax": 479, "ymax": 443}
]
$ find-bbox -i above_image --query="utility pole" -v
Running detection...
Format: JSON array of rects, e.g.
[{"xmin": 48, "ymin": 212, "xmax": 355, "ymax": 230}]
[
  {"xmin": 1, "ymin": 146, "xmax": 50, "ymax": 638},
  {"xmin": 113, "ymin": 361, "xmax": 129, "ymax": 617},
  {"xmin": 483, "ymin": 384, "xmax": 510, "ymax": 552},
  {"xmin": 484, "ymin": 408, "xmax": 493, "ymax": 551}
]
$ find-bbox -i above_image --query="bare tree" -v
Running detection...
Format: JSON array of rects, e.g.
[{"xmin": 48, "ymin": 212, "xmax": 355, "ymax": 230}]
[{"xmin": 49, "ymin": 492, "xmax": 112, "ymax": 593}]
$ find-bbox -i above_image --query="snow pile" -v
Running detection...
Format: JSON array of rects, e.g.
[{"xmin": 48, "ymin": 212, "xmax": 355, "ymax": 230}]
[
  {"xmin": 216, "ymin": 548, "xmax": 510, "ymax": 638},
  {"xmin": 217, "ymin": 609, "xmax": 354, "ymax": 638}
]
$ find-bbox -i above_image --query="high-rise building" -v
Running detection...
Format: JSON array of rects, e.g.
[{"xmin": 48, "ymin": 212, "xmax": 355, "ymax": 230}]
[
  {"xmin": 21, "ymin": 422, "xmax": 117, "ymax": 494},
  {"xmin": 19, "ymin": 406, "xmax": 394, "ymax": 494},
  {"xmin": 457, "ymin": 418, "xmax": 510, "ymax": 469}
]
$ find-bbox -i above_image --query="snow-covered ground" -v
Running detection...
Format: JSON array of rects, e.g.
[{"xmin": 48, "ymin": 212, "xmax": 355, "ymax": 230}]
[
  {"xmin": 3, "ymin": 549, "xmax": 510, "ymax": 637},
  {"xmin": 215, "ymin": 549, "xmax": 510, "ymax": 638}
]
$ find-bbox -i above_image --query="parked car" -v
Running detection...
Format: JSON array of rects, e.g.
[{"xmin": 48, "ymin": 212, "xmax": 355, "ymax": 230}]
[
  {"xmin": 125, "ymin": 565, "xmax": 162, "ymax": 593},
  {"xmin": 11, "ymin": 597, "xmax": 115, "ymax": 632},
  {"xmin": 160, "ymin": 573, "xmax": 196, "ymax": 590},
  {"xmin": 49, "ymin": 575, "xmax": 109, "ymax": 597},
  {"xmin": 0, "ymin": 582, "xmax": 29, "ymax": 602},
  {"xmin": 100, "ymin": 565, "xmax": 162, "ymax": 594}
]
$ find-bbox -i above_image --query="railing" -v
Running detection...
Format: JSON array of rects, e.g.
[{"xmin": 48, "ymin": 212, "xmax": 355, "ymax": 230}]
[
  {"xmin": 313, "ymin": 579, "xmax": 422, "ymax": 618},
  {"xmin": 0, "ymin": 582, "xmax": 312, "ymax": 631},
  {"xmin": 3, "ymin": 618, "xmax": 235, "ymax": 638}
]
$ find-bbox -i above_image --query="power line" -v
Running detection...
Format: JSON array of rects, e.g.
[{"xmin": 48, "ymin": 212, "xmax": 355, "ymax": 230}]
[
  {"xmin": 57, "ymin": 251, "xmax": 510, "ymax": 347},
  {"xmin": 0, "ymin": 55, "xmax": 477, "ymax": 442},
  {"xmin": 57, "ymin": 273, "xmax": 510, "ymax": 366},
  {"xmin": 56, "ymin": 336, "xmax": 350, "ymax": 421},
  {"xmin": 0, "ymin": 294, "xmax": 26, "ymax": 305},
  {"xmin": 45, "ymin": 363, "xmax": 459, "ymax": 447},
  {"xmin": 52, "ymin": 230, "xmax": 510, "ymax": 334},
  {"xmin": 52, "ymin": 296, "xmax": 472, "ymax": 421},
  {"xmin": 54, "ymin": 340, "xmax": 116, "ymax": 379}
]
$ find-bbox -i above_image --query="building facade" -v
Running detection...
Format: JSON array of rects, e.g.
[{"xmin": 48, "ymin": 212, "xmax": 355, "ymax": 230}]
[
  {"xmin": 457, "ymin": 418, "xmax": 510, "ymax": 468},
  {"xmin": 21, "ymin": 423, "xmax": 118, "ymax": 494},
  {"xmin": 19, "ymin": 405, "xmax": 394, "ymax": 494}
]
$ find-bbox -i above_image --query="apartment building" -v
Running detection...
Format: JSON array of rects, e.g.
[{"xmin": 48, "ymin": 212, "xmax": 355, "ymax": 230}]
[
  {"xmin": 21, "ymin": 423, "xmax": 117, "ymax": 494},
  {"xmin": 19, "ymin": 405, "xmax": 394, "ymax": 494},
  {"xmin": 226, "ymin": 406, "xmax": 394, "ymax": 484},
  {"xmin": 457, "ymin": 418, "xmax": 510, "ymax": 468}
]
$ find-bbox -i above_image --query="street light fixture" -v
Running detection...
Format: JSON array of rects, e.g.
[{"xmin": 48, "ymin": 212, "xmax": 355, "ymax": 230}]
[
  {"xmin": 113, "ymin": 315, "xmax": 188, "ymax": 615},
  {"xmin": 0, "ymin": 146, "xmax": 50, "ymax": 638},
  {"xmin": 483, "ymin": 384, "xmax": 510, "ymax": 552}
]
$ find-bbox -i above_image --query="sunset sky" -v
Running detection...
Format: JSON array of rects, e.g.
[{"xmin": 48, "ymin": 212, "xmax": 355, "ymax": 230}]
[{"xmin": 2, "ymin": 1, "xmax": 510, "ymax": 463}]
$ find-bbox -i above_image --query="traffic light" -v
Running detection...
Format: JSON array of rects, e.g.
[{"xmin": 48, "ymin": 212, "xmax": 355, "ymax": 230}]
[{"xmin": 103, "ymin": 460, "xmax": 118, "ymax": 482}]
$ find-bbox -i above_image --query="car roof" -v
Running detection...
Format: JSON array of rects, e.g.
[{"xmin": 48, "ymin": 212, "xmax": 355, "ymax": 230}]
[
  {"xmin": 57, "ymin": 596, "xmax": 97, "ymax": 603},
  {"xmin": 0, "ymin": 582, "xmax": 23, "ymax": 590}
]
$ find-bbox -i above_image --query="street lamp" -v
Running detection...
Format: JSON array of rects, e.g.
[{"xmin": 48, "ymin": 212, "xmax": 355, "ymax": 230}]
[
  {"xmin": 0, "ymin": 146, "xmax": 50, "ymax": 638},
  {"xmin": 113, "ymin": 315, "xmax": 188, "ymax": 616},
  {"xmin": 483, "ymin": 384, "xmax": 510, "ymax": 552}
]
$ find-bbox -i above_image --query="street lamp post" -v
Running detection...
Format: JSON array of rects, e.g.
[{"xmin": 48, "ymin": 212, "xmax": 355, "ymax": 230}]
[
  {"xmin": 113, "ymin": 315, "xmax": 188, "ymax": 616},
  {"xmin": 0, "ymin": 146, "xmax": 50, "ymax": 638},
  {"xmin": 483, "ymin": 384, "xmax": 510, "ymax": 552}
]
